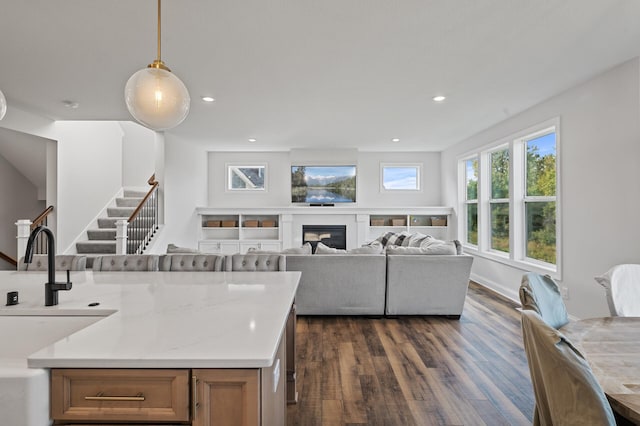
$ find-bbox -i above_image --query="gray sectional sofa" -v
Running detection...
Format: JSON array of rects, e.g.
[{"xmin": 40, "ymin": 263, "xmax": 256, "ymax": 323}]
[
  {"xmin": 385, "ymin": 252, "xmax": 474, "ymax": 317},
  {"xmin": 286, "ymin": 254, "xmax": 387, "ymax": 315},
  {"xmin": 285, "ymin": 252, "xmax": 474, "ymax": 318}
]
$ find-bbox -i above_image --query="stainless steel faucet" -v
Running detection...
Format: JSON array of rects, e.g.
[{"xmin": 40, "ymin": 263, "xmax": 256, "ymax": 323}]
[{"xmin": 24, "ymin": 225, "xmax": 72, "ymax": 306}]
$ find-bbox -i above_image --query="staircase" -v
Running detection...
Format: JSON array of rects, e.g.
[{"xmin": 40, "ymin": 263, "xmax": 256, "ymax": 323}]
[{"xmin": 76, "ymin": 190, "xmax": 150, "ymax": 268}]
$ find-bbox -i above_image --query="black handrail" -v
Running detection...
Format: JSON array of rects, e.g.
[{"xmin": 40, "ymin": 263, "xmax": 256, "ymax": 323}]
[{"xmin": 126, "ymin": 175, "xmax": 159, "ymax": 254}]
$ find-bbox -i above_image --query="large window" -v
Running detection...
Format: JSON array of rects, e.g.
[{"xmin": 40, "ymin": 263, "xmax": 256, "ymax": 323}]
[
  {"xmin": 227, "ymin": 164, "xmax": 266, "ymax": 191},
  {"xmin": 380, "ymin": 164, "xmax": 421, "ymax": 191},
  {"xmin": 525, "ymin": 132, "xmax": 556, "ymax": 264},
  {"xmin": 459, "ymin": 120, "xmax": 559, "ymax": 273},
  {"xmin": 464, "ymin": 157, "xmax": 478, "ymax": 246},
  {"xmin": 490, "ymin": 148, "xmax": 509, "ymax": 253}
]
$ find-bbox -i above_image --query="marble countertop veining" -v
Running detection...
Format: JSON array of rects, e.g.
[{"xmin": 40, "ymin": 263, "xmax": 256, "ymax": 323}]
[{"xmin": 0, "ymin": 271, "xmax": 300, "ymax": 369}]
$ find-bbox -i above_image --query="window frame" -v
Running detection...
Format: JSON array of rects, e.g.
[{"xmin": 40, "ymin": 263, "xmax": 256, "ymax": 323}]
[
  {"xmin": 225, "ymin": 163, "xmax": 267, "ymax": 192},
  {"xmin": 457, "ymin": 118, "xmax": 561, "ymax": 278},
  {"xmin": 461, "ymin": 156, "xmax": 479, "ymax": 248},
  {"xmin": 487, "ymin": 145, "xmax": 510, "ymax": 256},
  {"xmin": 379, "ymin": 163, "xmax": 422, "ymax": 192}
]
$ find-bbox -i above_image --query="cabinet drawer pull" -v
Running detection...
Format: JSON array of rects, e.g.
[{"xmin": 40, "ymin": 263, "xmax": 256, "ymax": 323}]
[{"xmin": 85, "ymin": 392, "xmax": 145, "ymax": 402}]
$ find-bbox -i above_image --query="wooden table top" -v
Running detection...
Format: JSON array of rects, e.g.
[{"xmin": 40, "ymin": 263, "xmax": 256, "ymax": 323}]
[{"xmin": 561, "ymin": 317, "xmax": 640, "ymax": 424}]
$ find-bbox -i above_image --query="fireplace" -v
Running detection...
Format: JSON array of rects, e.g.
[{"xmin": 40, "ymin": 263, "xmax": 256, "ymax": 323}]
[{"xmin": 302, "ymin": 225, "xmax": 347, "ymax": 252}]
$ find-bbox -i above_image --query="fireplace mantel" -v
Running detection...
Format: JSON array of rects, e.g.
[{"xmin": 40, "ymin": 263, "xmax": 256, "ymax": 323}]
[{"xmin": 196, "ymin": 206, "xmax": 453, "ymax": 254}]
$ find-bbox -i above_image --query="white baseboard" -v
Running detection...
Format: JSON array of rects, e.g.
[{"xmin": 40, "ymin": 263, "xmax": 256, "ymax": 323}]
[
  {"xmin": 470, "ymin": 272, "xmax": 520, "ymax": 304},
  {"xmin": 471, "ymin": 271, "xmax": 580, "ymax": 321}
]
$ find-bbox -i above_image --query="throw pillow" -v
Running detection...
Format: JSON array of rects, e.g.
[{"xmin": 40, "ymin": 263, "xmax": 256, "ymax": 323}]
[
  {"xmin": 386, "ymin": 244, "xmax": 457, "ymax": 255},
  {"xmin": 349, "ymin": 242, "xmax": 384, "ymax": 254},
  {"xmin": 247, "ymin": 242, "xmax": 313, "ymax": 255},
  {"xmin": 315, "ymin": 242, "xmax": 344, "ymax": 254},
  {"xmin": 419, "ymin": 236, "xmax": 458, "ymax": 255},
  {"xmin": 374, "ymin": 231, "xmax": 412, "ymax": 247},
  {"xmin": 408, "ymin": 232, "xmax": 430, "ymax": 247},
  {"xmin": 282, "ymin": 243, "xmax": 313, "ymax": 254},
  {"xmin": 385, "ymin": 246, "xmax": 425, "ymax": 255},
  {"xmin": 315, "ymin": 242, "xmax": 384, "ymax": 255},
  {"xmin": 166, "ymin": 243, "xmax": 199, "ymax": 254}
]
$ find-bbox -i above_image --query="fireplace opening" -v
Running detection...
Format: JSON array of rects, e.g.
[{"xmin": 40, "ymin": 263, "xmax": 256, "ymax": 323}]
[{"xmin": 302, "ymin": 225, "xmax": 347, "ymax": 253}]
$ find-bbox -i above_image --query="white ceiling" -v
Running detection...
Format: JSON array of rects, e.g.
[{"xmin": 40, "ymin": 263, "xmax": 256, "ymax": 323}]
[{"xmin": 1, "ymin": 0, "xmax": 640, "ymax": 151}]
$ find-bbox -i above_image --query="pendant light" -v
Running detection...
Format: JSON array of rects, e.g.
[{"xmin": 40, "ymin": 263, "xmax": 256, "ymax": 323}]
[
  {"xmin": 0, "ymin": 90, "xmax": 7, "ymax": 120},
  {"xmin": 125, "ymin": 0, "xmax": 190, "ymax": 131}
]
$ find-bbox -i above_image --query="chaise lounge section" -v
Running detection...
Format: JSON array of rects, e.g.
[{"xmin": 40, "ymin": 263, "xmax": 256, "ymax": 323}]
[{"xmin": 385, "ymin": 251, "xmax": 474, "ymax": 317}]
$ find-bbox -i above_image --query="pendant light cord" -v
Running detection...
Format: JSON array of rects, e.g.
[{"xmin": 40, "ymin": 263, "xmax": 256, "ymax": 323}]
[{"xmin": 157, "ymin": 0, "xmax": 162, "ymax": 62}]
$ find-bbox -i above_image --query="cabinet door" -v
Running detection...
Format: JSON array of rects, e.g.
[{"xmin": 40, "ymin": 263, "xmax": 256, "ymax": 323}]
[{"xmin": 192, "ymin": 369, "xmax": 260, "ymax": 426}]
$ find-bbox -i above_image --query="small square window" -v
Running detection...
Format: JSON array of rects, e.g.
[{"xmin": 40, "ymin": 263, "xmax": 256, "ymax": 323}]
[
  {"xmin": 381, "ymin": 164, "xmax": 421, "ymax": 191},
  {"xmin": 227, "ymin": 164, "xmax": 266, "ymax": 191}
]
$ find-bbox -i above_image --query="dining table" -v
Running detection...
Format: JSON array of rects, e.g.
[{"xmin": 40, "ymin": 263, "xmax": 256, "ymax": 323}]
[{"xmin": 561, "ymin": 317, "xmax": 640, "ymax": 424}]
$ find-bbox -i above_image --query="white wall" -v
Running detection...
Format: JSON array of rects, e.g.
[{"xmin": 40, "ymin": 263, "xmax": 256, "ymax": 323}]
[
  {"xmin": 53, "ymin": 121, "xmax": 124, "ymax": 251},
  {"xmin": 207, "ymin": 150, "xmax": 441, "ymax": 208},
  {"xmin": 148, "ymin": 135, "xmax": 208, "ymax": 252},
  {"xmin": 150, "ymin": 144, "xmax": 443, "ymax": 252},
  {"xmin": 120, "ymin": 121, "xmax": 156, "ymax": 187},
  {"xmin": 441, "ymin": 58, "xmax": 640, "ymax": 319},
  {"xmin": 0, "ymin": 153, "xmax": 44, "ymax": 268},
  {"xmin": 0, "ymin": 106, "xmax": 125, "ymax": 253}
]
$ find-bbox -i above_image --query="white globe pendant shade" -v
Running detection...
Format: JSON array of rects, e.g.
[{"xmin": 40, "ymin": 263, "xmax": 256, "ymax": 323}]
[
  {"xmin": 125, "ymin": 67, "xmax": 190, "ymax": 131},
  {"xmin": 0, "ymin": 90, "xmax": 7, "ymax": 120}
]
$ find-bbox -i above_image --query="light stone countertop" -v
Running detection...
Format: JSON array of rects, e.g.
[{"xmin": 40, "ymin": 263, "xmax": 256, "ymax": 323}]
[{"xmin": 0, "ymin": 271, "xmax": 300, "ymax": 369}]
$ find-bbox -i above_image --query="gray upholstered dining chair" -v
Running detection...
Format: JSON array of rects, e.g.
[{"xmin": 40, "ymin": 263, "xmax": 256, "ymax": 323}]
[
  {"xmin": 18, "ymin": 255, "xmax": 87, "ymax": 271},
  {"xmin": 594, "ymin": 264, "xmax": 640, "ymax": 317},
  {"xmin": 521, "ymin": 310, "xmax": 616, "ymax": 426},
  {"xmin": 160, "ymin": 254, "xmax": 224, "ymax": 271},
  {"xmin": 225, "ymin": 253, "xmax": 285, "ymax": 271},
  {"xmin": 519, "ymin": 272, "xmax": 569, "ymax": 329},
  {"xmin": 92, "ymin": 255, "xmax": 159, "ymax": 271}
]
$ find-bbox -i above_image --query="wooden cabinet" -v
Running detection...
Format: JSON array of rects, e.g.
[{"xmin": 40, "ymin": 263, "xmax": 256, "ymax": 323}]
[
  {"xmin": 192, "ymin": 369, "xmax": 260, "ymax": 426},
  {"xmin": 50, "ymin": 304, "xmax": 295, "ymax": 425},
  {"xmin": 50, "ymin": 369, "xmax": 190, "ymax": 423}
]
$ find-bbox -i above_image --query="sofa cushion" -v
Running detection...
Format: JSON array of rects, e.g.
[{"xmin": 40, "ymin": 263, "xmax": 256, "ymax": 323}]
[
  {"xmin": 315, "ymin": 241, "xmax": 384, "ymax": 254},
  {"xmin": 167, "ymin": 243, "xmax": 199, "ymax": 254},
  {"xmin": 421, "ymin": 236, "xmax": 462, "ymax": 254},
  {"xmin": 407, "ymin": 232, "xmax": 430, "ymax": 247},
  {"xmin": 386, "ymin": 245, "xmax": 456, "ymax": 255},
  {"xmin": 248, "ymin": 242, "xmax": 312, "ymax": 255},
  {"xmin": 374, "ymin": 231, "xmax": 412, "ymax": 247}
]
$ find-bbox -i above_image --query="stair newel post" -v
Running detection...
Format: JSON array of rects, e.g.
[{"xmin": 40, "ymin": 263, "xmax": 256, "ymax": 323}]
[
  {"xmin": 115, "ymin": 220, "xmax": 128, "ymax": 255},
  {"xmin": 16, "ymin": 219, "xmax": 33, "ymax": 263}
]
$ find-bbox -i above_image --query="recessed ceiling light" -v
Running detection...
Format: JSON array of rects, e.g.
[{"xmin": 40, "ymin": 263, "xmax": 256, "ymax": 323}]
[
  {"xmin": 62, "ymin": 100, "xmax": 79, "ymax": 109},
  {"xmin": 391, "ymin": 138, "xmax": 400, "ymax": 142},
  {"xmin": 201, "ymin": 96, "xmax": 215, "ymax": 102},
  {"xmin": 248, "ymin": 138, "xmax": 257, "ymax": 142},
  {"xmin": 433, "ymin": 95, "xmax": 446, "ymax": 102}
]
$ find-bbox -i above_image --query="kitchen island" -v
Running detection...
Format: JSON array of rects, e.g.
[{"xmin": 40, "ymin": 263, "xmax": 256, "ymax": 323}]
[{"xmin": 0, "ymin": 270, "xmax": 300, "ymax": 425}]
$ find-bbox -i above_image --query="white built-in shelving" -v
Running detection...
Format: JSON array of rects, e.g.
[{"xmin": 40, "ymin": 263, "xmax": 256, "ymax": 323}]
[{"xmin": 196, "ymin": 207, "xmax": 453, "ymax": 253}]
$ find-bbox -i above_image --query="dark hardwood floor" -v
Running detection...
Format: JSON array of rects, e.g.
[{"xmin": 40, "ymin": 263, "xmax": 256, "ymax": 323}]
[{"xmin": 287, "ymin": 282, "xmax": 534, "ymax": 425}]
